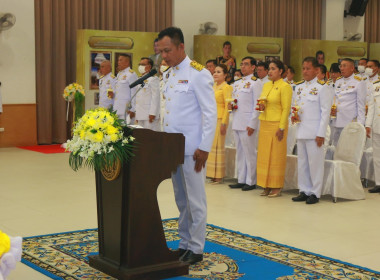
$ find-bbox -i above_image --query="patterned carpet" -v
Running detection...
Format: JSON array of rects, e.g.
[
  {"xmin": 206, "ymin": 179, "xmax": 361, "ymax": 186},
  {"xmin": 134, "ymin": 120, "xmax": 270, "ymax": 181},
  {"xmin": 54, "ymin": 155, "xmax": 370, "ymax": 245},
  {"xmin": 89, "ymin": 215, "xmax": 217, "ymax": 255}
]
[{"xmin": 22, "ymin": 219, "xmax": 380, "ymax": 280}]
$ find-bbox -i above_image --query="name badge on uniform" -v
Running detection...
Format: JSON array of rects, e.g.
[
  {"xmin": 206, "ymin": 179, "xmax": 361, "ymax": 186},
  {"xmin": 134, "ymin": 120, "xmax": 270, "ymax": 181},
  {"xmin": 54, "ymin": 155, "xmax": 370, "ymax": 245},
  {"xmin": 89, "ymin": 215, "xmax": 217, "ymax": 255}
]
[
  {"xmin": 243, "ymin": 82, "xmax": 251, "ymax": 89},
  {"xmin": 348, "ymin": 86, "xmax": 355, "ymax": 89},
  {"xmin": 178, "ymin": 80, "xmax": 188, "ymax": 84}
]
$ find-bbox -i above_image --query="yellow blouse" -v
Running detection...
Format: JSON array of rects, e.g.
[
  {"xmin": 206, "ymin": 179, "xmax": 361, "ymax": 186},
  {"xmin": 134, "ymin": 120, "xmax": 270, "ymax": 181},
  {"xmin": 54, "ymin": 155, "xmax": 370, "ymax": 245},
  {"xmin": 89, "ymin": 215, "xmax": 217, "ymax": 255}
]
[
  {"xmin": 258, "ymin": 78, "xmax": 292, "ymax": 130},
  {"xmin": 213, "ymin": 82, "xmax": 233, "ymax": 124}
]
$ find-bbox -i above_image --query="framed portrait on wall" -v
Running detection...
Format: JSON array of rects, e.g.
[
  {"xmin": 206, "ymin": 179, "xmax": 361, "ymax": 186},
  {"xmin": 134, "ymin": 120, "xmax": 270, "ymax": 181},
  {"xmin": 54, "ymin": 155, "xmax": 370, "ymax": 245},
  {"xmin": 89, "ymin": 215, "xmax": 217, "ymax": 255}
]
[
  {"xmin": 265, "ymin": 56, "xmax": 280, "ymax": 62},
  {"xmin": 114, "ymin": 52, "xmax": 133, "ymax": 76},
  {"xmin": 90, "ymin": 51, "xmax": 112, "ymax": 89}
]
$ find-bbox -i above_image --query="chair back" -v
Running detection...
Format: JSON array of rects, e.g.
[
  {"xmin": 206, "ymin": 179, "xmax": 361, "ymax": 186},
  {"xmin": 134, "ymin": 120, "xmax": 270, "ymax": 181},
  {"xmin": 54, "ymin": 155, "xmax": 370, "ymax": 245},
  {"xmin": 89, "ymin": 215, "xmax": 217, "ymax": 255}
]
[
  {"xmin": 334, "ymin": 122, "xmax": 366, "ymax": 165},
  {"xmin": 287, "ymin": 123, "xmax": 297, "ymax": 155}
]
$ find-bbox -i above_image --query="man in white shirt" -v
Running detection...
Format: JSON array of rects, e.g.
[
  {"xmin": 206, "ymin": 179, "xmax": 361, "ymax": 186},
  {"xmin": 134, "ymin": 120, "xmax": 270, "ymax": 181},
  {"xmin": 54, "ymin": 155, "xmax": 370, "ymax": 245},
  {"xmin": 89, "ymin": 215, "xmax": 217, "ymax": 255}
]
[
  {"xmin": 98, "ymin": 60, "xmax": 116, "ymax": 109},
  {"xmin": 256, "ymin": 62, "xmax": 269, "ymax": 84},
  {"xmin": 158, "ymin": 27, "xmax": 217, "ymax": 265},
  {"xmin": 135, "ymin": 57, "xmax": 160, "ymax": 131},
  {"xmin": 113, "ymin": 54, "xmax": 138, "ymax": 123}
]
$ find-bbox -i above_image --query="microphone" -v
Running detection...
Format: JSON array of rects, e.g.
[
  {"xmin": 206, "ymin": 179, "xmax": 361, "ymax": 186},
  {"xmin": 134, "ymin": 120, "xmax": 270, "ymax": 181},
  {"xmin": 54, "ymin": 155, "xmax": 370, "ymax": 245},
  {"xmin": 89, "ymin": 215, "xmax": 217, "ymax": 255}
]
[{"xmin": 129, "ymin": 69, "xmax": 157, "ymax": 89}]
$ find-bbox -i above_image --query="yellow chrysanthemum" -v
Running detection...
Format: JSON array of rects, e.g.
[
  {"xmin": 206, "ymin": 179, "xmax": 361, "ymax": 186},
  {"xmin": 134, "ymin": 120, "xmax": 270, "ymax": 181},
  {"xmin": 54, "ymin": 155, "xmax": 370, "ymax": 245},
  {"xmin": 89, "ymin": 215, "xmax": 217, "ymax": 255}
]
[{"xmin": 94, "ymin": 131, "xmax": 104, "ymax": 142}]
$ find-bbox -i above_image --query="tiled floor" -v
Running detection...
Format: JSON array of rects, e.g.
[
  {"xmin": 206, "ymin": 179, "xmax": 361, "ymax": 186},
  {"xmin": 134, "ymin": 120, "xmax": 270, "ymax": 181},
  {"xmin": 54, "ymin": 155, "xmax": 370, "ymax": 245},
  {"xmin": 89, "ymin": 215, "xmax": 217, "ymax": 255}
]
[{"xmin": 1, "ymin": 147, "xmax": 380, "ymax": 279}]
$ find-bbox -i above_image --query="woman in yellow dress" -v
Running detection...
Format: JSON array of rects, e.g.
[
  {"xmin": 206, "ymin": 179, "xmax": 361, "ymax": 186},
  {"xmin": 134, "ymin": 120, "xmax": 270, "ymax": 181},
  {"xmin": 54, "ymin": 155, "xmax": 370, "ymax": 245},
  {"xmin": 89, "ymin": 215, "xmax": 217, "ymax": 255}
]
[
  {"xmin": 256, "ymin": 60, "xmax": 292, "ymax": 197},
  {"xmin": 207, "ymin": 64, "xmax": 232, "ymax": 183}
]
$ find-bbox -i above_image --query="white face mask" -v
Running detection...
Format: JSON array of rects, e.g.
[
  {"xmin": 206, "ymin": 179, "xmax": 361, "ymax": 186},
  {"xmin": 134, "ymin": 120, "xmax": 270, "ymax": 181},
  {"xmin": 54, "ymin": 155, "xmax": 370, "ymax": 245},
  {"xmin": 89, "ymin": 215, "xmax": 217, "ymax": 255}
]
[
  {"xmin": 365, "ymin": 68, "xmax": 373, "ymax": 76},
  {"xmin": 160, "ymin": 65, "xmax": 168, "ymax": 73},
  {"xmin": 234, "ymin": 76, "xmax": 240, "ymax": 80},
  {"xmin": 138, "ymin": 65, "xmax": 146, "ymax": 75},
  {"xmin": 358, "ymin": 65, "xmax": 365, "ymax": 73}
]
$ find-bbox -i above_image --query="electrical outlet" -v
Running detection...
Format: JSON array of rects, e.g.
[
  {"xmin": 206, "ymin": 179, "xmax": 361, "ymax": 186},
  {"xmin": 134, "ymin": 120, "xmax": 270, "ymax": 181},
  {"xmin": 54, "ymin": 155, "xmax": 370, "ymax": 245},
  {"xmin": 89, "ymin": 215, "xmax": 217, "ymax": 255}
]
[{"xmin": 0, "ymin": 128, "xmax": 5, "ymax": 132}]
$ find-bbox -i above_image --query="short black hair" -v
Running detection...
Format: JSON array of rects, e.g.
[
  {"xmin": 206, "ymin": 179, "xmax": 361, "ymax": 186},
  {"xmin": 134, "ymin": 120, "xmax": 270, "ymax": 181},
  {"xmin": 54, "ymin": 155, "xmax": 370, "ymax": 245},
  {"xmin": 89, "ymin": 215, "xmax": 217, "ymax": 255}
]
[
  {"xmin": 341, "ymin": 58, "xmax": 355, "ymax": 65},
  {"xmin": 206, "ymin": 59, "xmax": 217, "ymax": 66},
  {"xmin": 242, "ymin": 56, "xmax": 256, "ymax": 66},
  {"xmin": 288, "ymin": 65, "xmax": 295, "ymax": 74},
  {"xmin": 154, "ymin": 38, "xmax": 158, "ymax": 43},
  {"xmin": 359, "ymin": 58, "xmax": 369, "ymax": 63},
  {"xmin": 330, "ymin": 63, "xmax": 341, "ymax": 73},
  {"xmin": 316, "ymin": 50, "xmax": 324, "ymax": 58},
  {"xmin": 318, "ymin": 64, "xmax": 327, "ymax": 75},
  {"xmin": 158, "ymin": 27, "xmax": 184, "ymax": 46},
  {"xmin": 223, "ymin": 41, "xmax": 232, "ymax": 47},
  {"xmin": 368, "ymin": 59, "xmax": 380, "ymax": 68},
  {"xmin": 119, "ymin": 53, "xmax": 131, "ymax": 63},
  {"xmin": 141, "ymin": 57, "xmax": 153, "ymax": 68},
  {"xmin": 303, "ymin": 57, "xmax": 318, "ymax": 68},
  {"xmin": 268, "ymin": 59, "xmax": 286, "ymax": 76},
  {"xmin": 257, "ymin": 61, "xmax": 268, "ymax": 70}
]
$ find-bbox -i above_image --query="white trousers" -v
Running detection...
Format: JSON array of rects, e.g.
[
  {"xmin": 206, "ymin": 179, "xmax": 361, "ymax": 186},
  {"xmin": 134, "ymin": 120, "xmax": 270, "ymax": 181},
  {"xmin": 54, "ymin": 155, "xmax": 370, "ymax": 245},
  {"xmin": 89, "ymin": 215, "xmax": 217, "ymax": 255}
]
[
  {"xmin": 137, "ymin": 119, "xmax": 160, "ymax": 131},
  {"xmin": 332, "ymin": 127, "xmax": 343, "ymax": 146},
  {"xmin": 172, "ymin": 156, "xmax": 207, "ymax": 254},
  {"xmin": 297, "ymin": 139, "xmax": 325, "ymax": 198},
  {"xmin": 372, "ymin": 132, "xmax": 380, "ymax": 186},
  {"xmin": 233, "ymin": 129, "xmax": 258, "ymax": 186}
]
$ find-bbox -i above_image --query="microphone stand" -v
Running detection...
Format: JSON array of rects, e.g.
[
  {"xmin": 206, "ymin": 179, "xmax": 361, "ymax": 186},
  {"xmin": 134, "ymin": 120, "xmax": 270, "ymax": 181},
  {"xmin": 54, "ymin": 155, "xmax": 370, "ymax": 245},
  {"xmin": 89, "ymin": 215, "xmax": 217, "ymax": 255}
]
[{"xmin": 125, "ymin": 81, "xmax": 146, "ymax": 116}]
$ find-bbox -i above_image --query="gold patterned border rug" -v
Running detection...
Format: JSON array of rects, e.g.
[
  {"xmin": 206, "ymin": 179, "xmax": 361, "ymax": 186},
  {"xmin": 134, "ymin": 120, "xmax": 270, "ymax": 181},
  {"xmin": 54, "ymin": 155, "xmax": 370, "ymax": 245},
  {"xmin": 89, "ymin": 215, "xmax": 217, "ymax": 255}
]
[{"xmin": 21, "ymin": 219, "xmax": 380, "ymax": 280}]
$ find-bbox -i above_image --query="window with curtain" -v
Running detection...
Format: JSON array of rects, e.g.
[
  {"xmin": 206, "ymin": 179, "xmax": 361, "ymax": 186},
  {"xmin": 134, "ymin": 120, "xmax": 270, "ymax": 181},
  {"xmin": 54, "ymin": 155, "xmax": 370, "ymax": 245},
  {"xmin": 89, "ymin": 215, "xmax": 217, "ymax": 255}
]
[
  {"xmin": 226, "ymin": 0, "xmax": 322, "ymax": 64},
  {"xmin": 35, "ymin": 0, "xmax": 172, "ymax": 144}
]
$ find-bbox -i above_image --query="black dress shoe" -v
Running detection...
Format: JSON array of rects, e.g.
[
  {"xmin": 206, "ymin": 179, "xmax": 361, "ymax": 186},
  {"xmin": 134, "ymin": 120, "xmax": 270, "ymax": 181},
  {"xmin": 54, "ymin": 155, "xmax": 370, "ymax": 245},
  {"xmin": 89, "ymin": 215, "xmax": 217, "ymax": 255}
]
[
  {"xmin": 306, "ymin": 194, "xmax": 319, "ymax": 204},
  {"xmin": 173, "ymin": 248, "xmax": 187, "ymax": 258},
  {"xmin": 229, "ymin": 183, "xmax": 245, "ymax": 189},
  {"xmin": 369, "ymin": 186, "xmax": 380, "ymax": 193},
  {"xmin": 180, "ymin": 250, "xmax": 203, "ymax": 264},
  {"xmin": 242, "ymin": 184, "xmax": 256, "ymax": 191},
  {"xmin": 292, "ymin": 192, "xmax": 309, "ymax": 202}
]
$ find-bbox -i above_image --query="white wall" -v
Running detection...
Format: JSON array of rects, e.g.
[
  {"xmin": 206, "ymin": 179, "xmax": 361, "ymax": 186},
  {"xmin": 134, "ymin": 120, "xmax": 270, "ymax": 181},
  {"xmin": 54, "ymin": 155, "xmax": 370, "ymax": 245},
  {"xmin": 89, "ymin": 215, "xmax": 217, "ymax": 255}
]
[
  {"xmin": 321, "ymin": 0, "xmax": 365, "ymax": 42},
  {"xmin": 0, "ymin": 0, "xmax": 36, "ymax": 104},
  {"xmin": 173, "ymin": 0, "xmax": 226, "ymax": 58}
]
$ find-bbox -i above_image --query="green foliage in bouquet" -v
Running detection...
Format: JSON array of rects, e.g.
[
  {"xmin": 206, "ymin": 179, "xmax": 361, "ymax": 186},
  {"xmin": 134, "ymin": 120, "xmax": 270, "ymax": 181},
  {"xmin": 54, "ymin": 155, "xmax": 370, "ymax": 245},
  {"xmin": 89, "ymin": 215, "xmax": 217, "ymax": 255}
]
[{"xmin": 66, "ymin": 108, "xmax": 135, "ymax": 171}]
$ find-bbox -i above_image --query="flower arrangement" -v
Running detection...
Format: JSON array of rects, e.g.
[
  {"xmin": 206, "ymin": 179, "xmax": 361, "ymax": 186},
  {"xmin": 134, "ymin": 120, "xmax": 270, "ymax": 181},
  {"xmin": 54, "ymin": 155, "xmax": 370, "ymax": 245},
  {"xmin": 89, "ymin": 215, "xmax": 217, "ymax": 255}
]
[
  {"xmin": 0, "ymin": 230, "xmax": 22, "ymax": 279},
  {"xmin": 330, "ymin": 103, "xmax": 337, "ymax": 119},
  {"xmin": 255, "ymin": 98, "xmax": 266, "ymax": 112},
  {"xmin": 291, "ymin": 105, "xmax": 301, "ymax": 124},
  {"xmin": 66, "ymin": 108, "xmax": 135, "ymax": 173},
  {"xmin": 226, "ymin": 98, "xmax": 238, "ymax": 113},
  {"xmin": 63, "ymin": 83, "xmax": 86, "ymax": 122}
]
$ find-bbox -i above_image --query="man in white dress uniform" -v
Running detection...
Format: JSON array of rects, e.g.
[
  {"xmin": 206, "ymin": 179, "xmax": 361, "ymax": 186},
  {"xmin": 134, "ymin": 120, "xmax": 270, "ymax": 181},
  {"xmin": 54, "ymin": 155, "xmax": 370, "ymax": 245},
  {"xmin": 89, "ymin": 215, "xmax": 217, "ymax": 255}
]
[
  {"xmin": 135, "ymin": 57, "xmax": 160, "ymax": 131},
  {"xmin": 113, "ymin": 54, "xmax": 138, "ymax": 123},
  {"xmin": 228, "ymin": 57, "xmax": 263, "ymax": 191},
  {"xmin": 256, "ymin": 61, "xmax": 269, "ymax": 84},
  {"xmin": 291, "ymin": 57, "xmax": 333, "ymax": 204},
  {"xmin": 331, "ymin": 58, "xmax": 366, "ymax": 146},
  {"xmin": 365, "ymin": 77, "xmax": 380, "ymax": 193},
  {"xmin": 157, "ymin": 27, "xmax": 217, "ymax": 264},
  {"xmin": 98, "ymin": 60, "xmax": 116, "ymax": 109}
]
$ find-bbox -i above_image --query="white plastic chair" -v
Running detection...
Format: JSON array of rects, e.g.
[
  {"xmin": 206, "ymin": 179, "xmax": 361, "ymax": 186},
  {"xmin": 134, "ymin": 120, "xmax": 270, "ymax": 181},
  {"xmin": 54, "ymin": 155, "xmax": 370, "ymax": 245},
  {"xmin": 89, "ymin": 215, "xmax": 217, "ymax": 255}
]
[{"xmin": 323, "ymin": 122, "xmax": 366, "ymax": 202}]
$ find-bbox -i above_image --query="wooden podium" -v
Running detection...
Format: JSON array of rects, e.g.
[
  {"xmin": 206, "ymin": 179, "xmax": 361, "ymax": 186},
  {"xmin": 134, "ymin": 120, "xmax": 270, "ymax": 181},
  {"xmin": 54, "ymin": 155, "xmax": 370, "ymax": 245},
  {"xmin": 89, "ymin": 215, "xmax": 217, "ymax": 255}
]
[{"xmin": 89, "ymin": 129, "xmax": 189, "ymax": 279}]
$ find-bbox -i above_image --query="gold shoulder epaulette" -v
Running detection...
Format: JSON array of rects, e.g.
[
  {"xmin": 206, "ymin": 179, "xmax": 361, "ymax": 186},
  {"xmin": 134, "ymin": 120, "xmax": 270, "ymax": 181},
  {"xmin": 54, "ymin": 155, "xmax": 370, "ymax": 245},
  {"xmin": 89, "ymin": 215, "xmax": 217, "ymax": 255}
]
[
  {"xmin": 251, "ymin": 76, "xmax": 257, "ymax": 81},
  {"xmin": 363, "ymin": 77, "xmax": 367, "ymax": 80},
  {"xmin": 354, "ymin": 75, "xmax": 362, "ymax": 81},
  {"xmin": 317, "ymin": 80, "xmax": 325, "ymax": 85},
  {"xmin": 234, "ymin": 78, "xmax": 242, "ymax": 82},
  {"xmin": 99, "ymin": 75, "xmax": 105, "ymax": 79},
  {"xmin": 190, "ymin": 60, "xmax": 204, "ymax": 71},
  {"xmin": 129, "ymin": 69, "xmax": 135, "ymax": 73},
  {"xmin": 163, "ymin": 66, "xmax": 170, "ymax": 72},
  {"xmin": 110, "ymin": 74, "xmax": 115, "ymax": 79},
  {"xmin": 295, "ymin": 80, "xmax": 305, "ymax": 85},
  {"xmin": 374, "ymin": 79, "xmax": 380, "ymax": 85},
  {"xmin": 336, "ymin": 76, "xmax": 343, "ymax": 81}
]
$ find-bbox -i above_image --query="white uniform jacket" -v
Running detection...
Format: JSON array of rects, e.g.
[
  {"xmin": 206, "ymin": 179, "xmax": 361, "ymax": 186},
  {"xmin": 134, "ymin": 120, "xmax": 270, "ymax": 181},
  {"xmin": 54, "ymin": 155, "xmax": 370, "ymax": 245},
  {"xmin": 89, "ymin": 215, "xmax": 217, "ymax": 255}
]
[
  {"xmin": 135, "ymin": 76, "xmax": 160, "ymax": 121},
  {"xmin": 293, "ymin": 78, "xmax": 333, "ymax": 139},
  {"xmin": 163, "ymin": 56, "xmax": 217, "ymax": 156},
  {"xmin": 231, "ymin": 74, "xmax": 263, "ymax": 131},
  {"xmin": 365, "ymin": 80, "xmax": 380, "ymax": 133},
  {"xmin": 99, "ymin": 72, "xmax": 116, "ymax": 109},
  {"xmin": 113, "ymin": 67, "xmax": 138, "ymax": 119},
  {"xmin": 333, "ymin": 74, "xmax": 366, "ymax": 127}
]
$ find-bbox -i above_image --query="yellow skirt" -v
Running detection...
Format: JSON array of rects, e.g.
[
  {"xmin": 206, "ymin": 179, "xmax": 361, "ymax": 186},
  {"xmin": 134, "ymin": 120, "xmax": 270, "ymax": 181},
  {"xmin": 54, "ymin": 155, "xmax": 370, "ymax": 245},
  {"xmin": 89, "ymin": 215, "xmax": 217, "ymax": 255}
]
[
  {"xmin": 256, "ymin": 121, "xmax": 288, "ymax": 188},
  {"xmin": 206, "ymin": 119, "xmax": 226, "ymax": 179}
]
